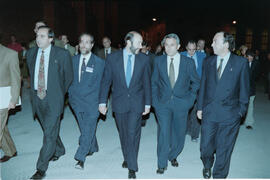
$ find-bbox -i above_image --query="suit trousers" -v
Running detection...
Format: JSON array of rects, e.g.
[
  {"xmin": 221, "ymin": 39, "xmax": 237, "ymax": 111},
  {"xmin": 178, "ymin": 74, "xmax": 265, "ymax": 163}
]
[
  {"xmin": 35, "ymin": 95, "xmax": 65, "ymax": 172},
  {"xmin": 155, "ymin": 99, "xmax": 188, "ymax": 168},
  {"xmin": 74, "ymin": 111, "xmax": 99, "ymax": 162},
  {"xmin": 114, "ymin": 112, "xmax": 142, "ymax": 172},
  {"xmin": 0, "ymin": 109, "xmax": 16, "ymax": 156},
  {"xmin": 187, "ymin": 102, "xmax": 201, "ymax": 139},
  {"xmin": 200, "ymin": 119, "xmax": 240, "ymax": 178},
  {"xmin": 245, "ymin": 96, "xmax": 255, "ymax": 126}
]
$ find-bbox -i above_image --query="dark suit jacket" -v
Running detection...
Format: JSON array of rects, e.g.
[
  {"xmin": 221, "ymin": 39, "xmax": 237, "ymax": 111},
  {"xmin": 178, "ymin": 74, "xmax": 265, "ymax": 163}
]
[
  {"xmin": 197, "ymin": 53, "xmax": 250, "ymax": 122},
  {"xmin": 27, "ymin": 45, "xmax": 73, "ymax": 116},
  {"xmin": 249, "ymin": 60, "xmax": 259, "ymax": 96},
  {"xmin": 99, "ymin": 50, "xmax": 151, "ymax": 113},
  {"xmin": 151, "ymin": 54, "xmax": 200, "ymax": 110},
  {"xmin": 181, "ymin": 51, "xmax": 206, "ymax": 79},
  {"xmin": 97, "ymin": 47, "xmax": 117, "ymax": 60},
  {"xmin": 69, "ymin": 53, "xmax": 105, "ymax": 115}
]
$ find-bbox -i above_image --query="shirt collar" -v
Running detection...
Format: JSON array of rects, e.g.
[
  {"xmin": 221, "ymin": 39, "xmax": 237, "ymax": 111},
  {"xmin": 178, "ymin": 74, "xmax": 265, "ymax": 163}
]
[
  {"xmin": 123, "ymin": 48, "xmax": 134, "ymax": 57},
  {"xmin": 81, "ymin": 52, "xmax": 92, "ymax": 60},
  {"xmin": 38, "ymin": 44, "xmax": 52, "ymax": 54},
  {"xmin": 218, "ymin": 52, "xmax": 231, "ymax": 62},
  {"xmin": 168, "ymin": 52, "xmax": 180, "ymax": 60}
]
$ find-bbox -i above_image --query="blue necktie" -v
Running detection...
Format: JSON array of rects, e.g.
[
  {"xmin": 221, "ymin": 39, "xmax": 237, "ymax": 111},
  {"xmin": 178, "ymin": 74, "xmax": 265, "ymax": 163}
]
[
  {"xmin": 126, "ymin": 55, "xmax": 132, "ymax": 87},
  {"xmin": 80, "ymin": 58, "xmax": 86, "ymax": 82}
]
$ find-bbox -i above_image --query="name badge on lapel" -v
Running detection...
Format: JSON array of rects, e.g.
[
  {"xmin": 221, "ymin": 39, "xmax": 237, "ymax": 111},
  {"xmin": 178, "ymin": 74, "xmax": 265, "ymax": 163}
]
[{"xmin": 86, "ymin": 66, "xmax": 93, "ymax": 73}]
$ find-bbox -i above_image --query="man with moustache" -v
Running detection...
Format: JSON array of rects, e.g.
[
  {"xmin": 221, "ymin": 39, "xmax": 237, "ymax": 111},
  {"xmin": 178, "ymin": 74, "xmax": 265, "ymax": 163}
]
[
  {"xmin": 99, "ymin": 31, "xmax": 151, "ymax": 179},
  {"xmin": 197, "ymin": 32, "xmax": 250, "ymax": 178},
  {"xmin": 68, "ymin": 33, "xmax": 104, "ymax": 169},
  {"xmin": 27, "ymin": 26, "xmax": 73, "ymax": 179},
  {"xmin": 152, "ymin": 33, "xmax": 200, "ymax": 174}
]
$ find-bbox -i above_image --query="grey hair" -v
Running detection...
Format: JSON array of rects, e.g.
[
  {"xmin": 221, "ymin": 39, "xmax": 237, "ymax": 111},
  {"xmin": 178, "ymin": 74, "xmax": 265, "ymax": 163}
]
[{"xmin": 161, "ymin": 33, "xmax": 180, "ymax": 46}]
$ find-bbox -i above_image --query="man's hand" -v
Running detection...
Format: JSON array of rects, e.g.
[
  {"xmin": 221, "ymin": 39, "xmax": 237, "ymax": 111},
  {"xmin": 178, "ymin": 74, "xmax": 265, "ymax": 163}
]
[
  {"xmin": 8, "ymin": 102, "xmax": 16, "ymax": 110},
  {"xmin": 142, "ymin": 107, "xmax": 150, "ymax": 115},
  {"xmin": 197, "ymin": 110, "xmax": 202, "ymax": 119},
  {"xmin": 99, "ymin": 106, "xmax": 107, "ymax": 115}
]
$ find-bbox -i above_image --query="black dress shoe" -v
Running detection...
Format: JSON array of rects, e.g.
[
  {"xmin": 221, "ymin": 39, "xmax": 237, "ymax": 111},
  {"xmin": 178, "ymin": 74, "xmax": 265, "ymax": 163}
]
[
  {"xmin": 246, "ymin": 125, "xmax": 253, "ymax": 129},
  {"xmin": 170, "ymin": 159, "xmax": 179, "ymax": 167},
  {"xmin": 75, "ymin": 160, "xmax": 84, "ymax": 170},
  {"xmin": 0, "ymin": 152, "xmax": 17, "ymax": 163},
  {"xmin": 122, "ymin": 161, "xmax": 128, "ymax": 168},
  {"xmin": 49, "ymin": 155, "xmax": 59, "ymax": 161},
  {"xmin": 203, "ymin": 168, "xmax": 211, "ymax": 179},
  {"xmin": 86, "ymin": 152, "xmax": 94, "ymax": 156},
  {"xmin": 30, "ymin": 170, "xmax": 45, "ymax": 179},
  {"xmin": 156, "ymin": 167, "xmax": 167, "ymax": 174},
  {"xmin": 128, "ymin": 170, "xmax": 136, "ymax": 179}
]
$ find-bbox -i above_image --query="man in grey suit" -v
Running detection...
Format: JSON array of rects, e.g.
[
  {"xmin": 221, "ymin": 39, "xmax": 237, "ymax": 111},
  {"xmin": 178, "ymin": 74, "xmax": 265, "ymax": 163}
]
[
  {"xmin": 152, "ymin": 33, "xmax": 200, "ymax": 174},
  {"xmin": 27, "ymin": 26, "xmax": 73, "ymax": 179},
  {"xmin": 97, "ymin": 36, "xmax": 117, "ymax": 60},
  {"xmin": 69, "ymin": 33, "xmax": 105, "ymax": 169},
  {"xmin": 61, "ymin": 35, "xmax": 76, "ymax": 56},
  {"xmin": 0, "ymin": 33, "xmax": 20, "ymax": 163}
]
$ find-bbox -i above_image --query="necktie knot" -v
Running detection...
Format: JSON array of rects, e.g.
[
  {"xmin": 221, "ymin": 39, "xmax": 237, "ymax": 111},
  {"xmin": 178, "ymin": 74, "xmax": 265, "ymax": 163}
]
[{"xmin": 171, "ymin": 57, "xmax": 174, "ymax": 62}]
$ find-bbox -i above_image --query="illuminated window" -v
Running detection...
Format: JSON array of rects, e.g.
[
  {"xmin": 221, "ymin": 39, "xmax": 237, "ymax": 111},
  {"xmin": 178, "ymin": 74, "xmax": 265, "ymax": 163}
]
[
  {"xmin": 261, "ymin": 30, "xmax": 268, "ymax": 50},
  {"xmin": 245, "ymin": 29, "xmax": 253, "ymax": 49}
]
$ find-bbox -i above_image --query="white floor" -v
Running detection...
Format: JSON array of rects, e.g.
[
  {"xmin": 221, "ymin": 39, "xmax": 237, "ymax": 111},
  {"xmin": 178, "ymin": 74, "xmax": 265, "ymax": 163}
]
[{"xmin": 1, "ymin": 83, "xmax": 270, "ymax": 180}]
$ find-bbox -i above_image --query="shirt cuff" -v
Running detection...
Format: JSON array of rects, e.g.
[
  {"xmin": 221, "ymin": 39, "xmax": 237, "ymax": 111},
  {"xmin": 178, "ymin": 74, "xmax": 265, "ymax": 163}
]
[{"xmin": 145, "ymin": 105, "xmax": 151, "ymax": 109}]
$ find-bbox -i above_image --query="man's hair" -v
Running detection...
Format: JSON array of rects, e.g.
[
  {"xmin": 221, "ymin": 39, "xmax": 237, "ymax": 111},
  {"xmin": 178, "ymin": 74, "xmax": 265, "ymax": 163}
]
[
  {"xmin": 79, "ymin": 33, "xmax": 94, "ymax": 44},
  {"xmin": 186, "ymin": 40, "xmax": 196, "ymax": 46},
  {"xmin": 124, "ymin": 31, "xmax": 135, "ymax": 44},
  {"xmin": 161, "ymin": 33, "xmax": 180, "ymax": 46},
  {"xmin": 220, "ymin": 31, "xmax": 235, "ymax": 52},
  {"xmin": 246, "ymin": 49, "xmax": 255, "ymax": 57},
  {"xmin": 37, "ymin": 26, "xmax": 55, "ymax": 39}
]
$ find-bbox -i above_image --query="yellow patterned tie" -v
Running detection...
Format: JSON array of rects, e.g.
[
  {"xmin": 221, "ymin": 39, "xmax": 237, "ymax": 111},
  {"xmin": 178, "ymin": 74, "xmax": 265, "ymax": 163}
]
[{"xmin": 37, "ymin": 51, "xmax": 46, "ymax": 99}]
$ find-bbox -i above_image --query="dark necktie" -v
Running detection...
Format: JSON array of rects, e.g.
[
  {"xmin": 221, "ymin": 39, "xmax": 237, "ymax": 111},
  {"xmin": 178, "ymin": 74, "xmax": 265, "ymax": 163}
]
[
  {"xmin": 80, "ymin": 58, "xmax": 86, "ymax": 82},
  {"xmin": 37, "ymin": 51, "xmax": 46, "ymax": 99},
  {"xmin": 105, "ymin": 49, "xmax": 108, "ymax": 58},
  {"xmin": 169, "ymin": 57, "xmax": 175, "ymax": 88},
  {"xmin": 217, "ymin": 58, "xmax": 224, "ymax": 80}
]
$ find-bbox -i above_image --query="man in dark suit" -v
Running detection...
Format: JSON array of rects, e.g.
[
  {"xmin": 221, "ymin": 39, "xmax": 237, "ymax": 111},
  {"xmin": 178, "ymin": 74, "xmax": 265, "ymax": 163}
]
[
  {"xmin": 97, "ymin": 36, "xmax": 117, "ymax": 60},
  {"xmin": 99, "ymin": 31, "xmax": 151, "ymax": 179},
  {"xmin": 197, "ymin": 32, "xmax": 250, "ymax": 179},
  {"xmin": 69, "ymin": 33, "xmax": 105, "ymax": 169},
  {"xmin": 27, "ymin": 26, "xmax": 73, "ymax": 179},
  {"xmin": 152, "ymin": 33, "xmax": 200, "ymax": 174},
  {"xmin": 244, "ymin": 49, "xmax": 259, "ymax": 129},
  {"xmin": 181, "ymin": 40, "xmax": 206, "ymax": 142}
]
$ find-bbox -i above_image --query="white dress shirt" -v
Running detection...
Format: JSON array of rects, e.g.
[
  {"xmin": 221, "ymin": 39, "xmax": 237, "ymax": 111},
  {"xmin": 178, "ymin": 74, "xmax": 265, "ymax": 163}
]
[
  {"xmin": 123, "ymin": 48, "xmax": 135, "ymax": 77},
  {"xmin": 167, "ymin": 53, "xmax": 181, "ymax": 83},
  {"xmin": 105, "ymin": 47, "xmax": 111, "ymax": 54},
  {"xmin": 217, "ymin": 52, "xmax": 231, "ymax": 77},
  {"xmin": 78, "ymin": 52, "xmax": 92, "ymax": 82},
  {"xmin": 34, "ymin": 45, "xmax": 51, "ymax": 90}
]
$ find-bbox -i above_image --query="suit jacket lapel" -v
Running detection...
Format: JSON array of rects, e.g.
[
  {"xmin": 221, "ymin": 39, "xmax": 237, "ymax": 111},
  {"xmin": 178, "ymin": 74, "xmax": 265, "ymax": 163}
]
[
  {"xmin": 129, "ymin": 54, "xmax": 140, "ymax": 87},
  {"xmin": 174, "ymin": 55, "xmax": 185, "ymax": 87},
  {"xmin": 219, "ymin": 54, "xmax": 234, "ymax": 82},
  {"xmin": 161, "ymin": 55, "xmax": 171, "ymax": 87},
  {"xmin": 74, "ymin": 55, "xmax": 80, "ymax": 83},
  {"xmin": 31, "ymin": 47, "xmax": 39, "ymax": 88},
  {"xmin": 210, "ymin": 56, "xmax": 218, "ymax": 84},
  {"xmin": 47, "ymin": 46, "xmax": 57, "ymax": 91},
  {"xmin": 119, "ymin": 51, "xmax": 127, "ymax": 88}
]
